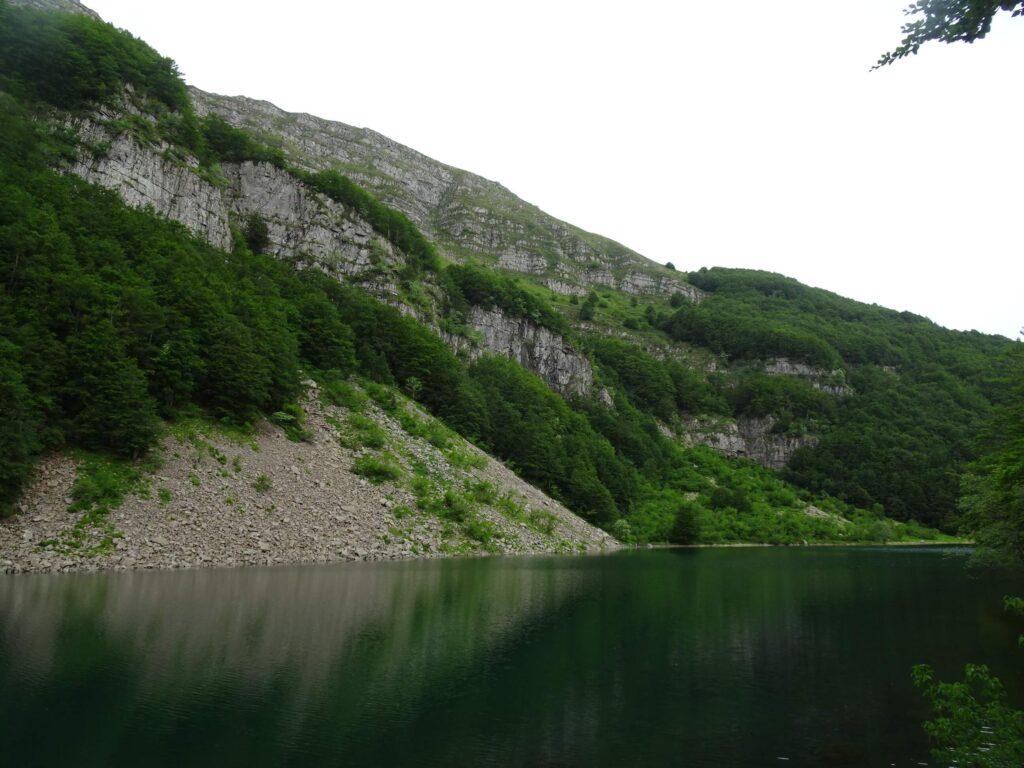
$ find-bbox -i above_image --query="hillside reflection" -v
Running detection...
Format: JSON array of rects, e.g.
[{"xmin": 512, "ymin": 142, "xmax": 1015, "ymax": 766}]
[{"xmin": 1, "ymin": 548, "xmax": 1021, "ymax": 767}]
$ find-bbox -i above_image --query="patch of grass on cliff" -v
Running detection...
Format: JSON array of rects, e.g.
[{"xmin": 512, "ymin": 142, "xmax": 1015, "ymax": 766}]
[
  {"xmin": 270, "ymin": 403, "xmax": 312, "ymax": 442},
  {"xmin": 575, "ymin": 285, "xmax": 678, "ymax": 336},
  {"xmin": 168, "ymin": 415, "xmax": 259, "ymax": 452},
  {"xmin": 352, "ymin": 452, "xmax": 404, "ymax": 484},
  {"xmin": 363, "ymin": 380, "xmax": 399, "ymax": 414},
  {"xmin": 411, "ymin": 476, "xmax": 503, "ymax": 552},
  {"xmin": 318, "ymin": 376, "xmax": 368, "ymax": 412},
  {"xmin": 38, "ymin": 451, "xmax": 146, "ymax": 557},
  {"xmin": 446, "ymin": 446, "xmax": 487, "ymax": 470},
  {"xmin": 338, "ymin": 413, "xmax": 388, "ymax": 450},
  {"xmin": 398, "ymin": 408, "xmax": 453, "ymax": 450},
  {"xmin": 489, "ymin": 488, "xmax": 558, "ymax": 536}
]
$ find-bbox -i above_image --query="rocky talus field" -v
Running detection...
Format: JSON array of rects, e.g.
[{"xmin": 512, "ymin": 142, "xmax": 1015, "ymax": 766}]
[{"xmin": 1, "ymin": 382, "xmax": 617, "ymax": 574}]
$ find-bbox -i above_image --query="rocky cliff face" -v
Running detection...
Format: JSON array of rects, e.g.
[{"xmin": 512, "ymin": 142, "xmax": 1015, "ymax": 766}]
[
  {"xmin": 65, "ymin": 118, "xmax": 596, "ymax": 396},
  {"xmin": 447, "ymin": 307, "xmax": 595, "ymax": 397},
  {"xmin": 66, "ymin": 116, "xmax": 399, "ymax": 281},
  {"xmin": 70, "ymin": 116, "xmax": 235, "ymax": 250},
  {"xmin": 763, "ymin": 358, "xmax": 853, "ymax": 396},
  {"xmin": 680, "ymin": 416, "xmax": 817, "ymax": 471},
  {"xmin": 13, "ymin": 0, "xmax": 98, "ymax": 18},
  {"xmin": 192, "ymin": 90, "xmax": 699, "ymax": 300},
  {"xmin": 224, "ymin": 162, "xmax": 402, "ymax": 277}
]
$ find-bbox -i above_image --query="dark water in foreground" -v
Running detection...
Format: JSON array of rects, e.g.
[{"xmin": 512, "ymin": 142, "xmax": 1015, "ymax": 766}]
[{"xmin": 1, "ymin": 547, "xmax": 1022, "ymax": 767}]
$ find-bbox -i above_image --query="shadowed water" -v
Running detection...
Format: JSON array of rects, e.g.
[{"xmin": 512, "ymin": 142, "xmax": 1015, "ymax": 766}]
[{"xmin": 1, "ymin": 547, "xmax": 1022, "ymax": 767}]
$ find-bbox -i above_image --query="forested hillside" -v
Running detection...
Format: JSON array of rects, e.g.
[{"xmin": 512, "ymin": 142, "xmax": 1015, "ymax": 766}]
[
  {"xmin": 667, "ymin": 268, "xmax": 1011, "ymax": 527},
  {"xmin": 0, "ymin": 0, "xmax": 1010, "ymax": 553}
]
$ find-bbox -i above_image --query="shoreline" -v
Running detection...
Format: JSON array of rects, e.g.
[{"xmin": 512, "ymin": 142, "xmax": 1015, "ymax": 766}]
[
  {"xmin": 642, "ymin": 540, "xmax": 971, "ymax": 550},
  {"xmin": 1, "ymin": 532, "xmax": 971, "ymax": 578}
]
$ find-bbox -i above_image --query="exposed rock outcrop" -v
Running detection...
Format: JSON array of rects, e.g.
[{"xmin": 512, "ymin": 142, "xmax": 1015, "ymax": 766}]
[
  {"xmin": 14, "ymin": 0, "xmax": 99, "ymax": 18},
  {"xmin": 192, "ymin": 89, "xmax": 700, "ymax": 302},
  {"xmin": 66, "ymin": 115, "xmax": 398, "ymax": 280},
  {"xmin": 680, "ymin": 416, "xmax": 817, "ymax": 470},
  {"xmin": 763, "ymin": 358, "xmax": 853, "ymax": 396},
  {"xmin": 224, "ymin": 161, "xmax": 399, "ymax": 277},
  {"xmin": 447, "ymin": 307, "xmax": 595, "ymax": 397},
  {"xmin": 69, "ymin": 117, "xmax": 234, "ymax": 251}
]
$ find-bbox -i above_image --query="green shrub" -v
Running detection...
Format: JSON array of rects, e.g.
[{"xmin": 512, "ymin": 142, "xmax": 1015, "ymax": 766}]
[
  {"xmin": 447, "ymin": 447, "xmax": 487, "ymax": 470},
  {"xmin": 318, "ymin": 376, "xmax": 368, "ymax": 411},
  {"xmin": 527, "ymin": 509, "xmax": 558, "ymax": 536},
  {"xmin": 345, "ymin": 413, "xmax": 387, "ymax": 449},
  {"xmin": 363, "ymin": 380, "xmax": 398, "ymax": 413},
  {"xmin": 270, "ymin": 403, "xmax": 311, "ymax": 442},
  {"xmin": 352, "ymin": 453, "xmax": 403, "ymax": 484}
]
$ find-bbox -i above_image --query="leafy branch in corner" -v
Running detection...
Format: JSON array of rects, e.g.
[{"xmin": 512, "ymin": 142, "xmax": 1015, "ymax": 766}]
[{"xmin": 875, "ymin": 1, "xmax": 1023, "ymax": 68}]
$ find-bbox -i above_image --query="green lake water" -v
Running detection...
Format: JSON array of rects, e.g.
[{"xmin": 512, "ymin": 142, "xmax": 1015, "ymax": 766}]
[{"xmin": 1, "ymin": 547, "xmax": 1022, "ymax": 767}]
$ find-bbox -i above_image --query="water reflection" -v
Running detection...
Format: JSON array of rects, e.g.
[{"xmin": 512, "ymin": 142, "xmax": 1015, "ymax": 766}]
[{"xmin": 1, "ymin": 548, "xmax": 1021, "ymax": 767}]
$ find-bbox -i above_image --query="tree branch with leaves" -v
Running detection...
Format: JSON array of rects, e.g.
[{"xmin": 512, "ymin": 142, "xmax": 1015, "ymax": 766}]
[{"xmin": 876, "ymin": 1, "xmax": 1023, "ymax": 68}]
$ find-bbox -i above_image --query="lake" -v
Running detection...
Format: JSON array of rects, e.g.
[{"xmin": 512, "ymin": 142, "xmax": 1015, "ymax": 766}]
[{"xmin": 1, "ymin": 547, "xmax": 1022, "ymax": 767}]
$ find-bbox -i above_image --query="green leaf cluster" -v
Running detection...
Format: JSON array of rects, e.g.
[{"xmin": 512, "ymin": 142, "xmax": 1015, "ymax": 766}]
[
  {"xmin": 876, "ymin": 1, "xmax": 1024, "ymax": 68},
  {"xmin": 913, "ymin": 663, "xmax": 1024, "ymax": 767}
]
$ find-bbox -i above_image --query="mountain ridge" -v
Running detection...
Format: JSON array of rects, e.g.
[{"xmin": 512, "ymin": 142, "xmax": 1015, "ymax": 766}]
[
  {"xmin": 191, "ymin": 88, "xmax": 700, "ymax": 301},
  {"xmin": 0, "ymin": 0, "xmax": 1009, "ymax": 568}
]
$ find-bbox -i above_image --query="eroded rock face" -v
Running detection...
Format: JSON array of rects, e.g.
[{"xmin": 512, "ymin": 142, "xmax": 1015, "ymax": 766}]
[
  {"xmin": 497, "ymin": 252, "xmax": 548, "ymax": 274},
  {"xmin": 680, "ymin": 416, "xmax": 817, "ymax": 471},
  {"xmin": 191, "ymin": 89, "xmax": 703, "ymax": 302},
  {"xmin": 620, "ymin": 272, "xmax": 703, "ymax": 301},
  {"xmin": 65, "ymin": 117, "xmax": 397, "ymax": 279},
  {"xmin": 446, "ymin": 307, "xmax": 594, "ymax": 397},
  {"xmin": 224, "ymin": 162, "xmax": 398, "ymax": 277},
  {"xmin": 13, "ymin": 0, "xmax": 99, "ymax": 19},
  {"xmin": 69, "ymin": 118, "xmax": 234, "ymax": 251},
  {"xmin": 763, "ymin": 358, "xmax": 853, "ymax": 396}
]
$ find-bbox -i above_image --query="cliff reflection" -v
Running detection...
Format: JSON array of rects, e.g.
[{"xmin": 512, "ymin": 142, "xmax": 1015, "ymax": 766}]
[{"xmin": 1, "ymin": 548, "xmax": 1020, "ymax": 767}]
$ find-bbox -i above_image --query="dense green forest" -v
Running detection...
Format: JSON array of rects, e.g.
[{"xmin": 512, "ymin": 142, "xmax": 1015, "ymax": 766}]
[
  {"xmin": 658, "ymin": 268, "xmax": 1012, "ymax": 527},
  {"xmin": 0, "ymin": 1, "xmax": 1008, "ymax": 547}
]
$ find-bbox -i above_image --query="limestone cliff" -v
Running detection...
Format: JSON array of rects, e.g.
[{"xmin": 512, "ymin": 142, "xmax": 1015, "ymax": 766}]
[
  {"xmin": 13, "ymin": 0, "xmax": 98, "ymax": 18},
  {"xmin": 447, "ymin": 307, "xmax": 595, "ymax": 397},
  {"xmin": 67, "ymin": 114, "xmax": 401, "ymax": 281},
  {"xmin": 763, "ymin": 358, "xmax": 853, "ymax": 396},
  {"xmin": 69, "ymin": 115, "xmax": 235, "ymax": 250},
  {"xmin": 192, "ymin": 90, "xmax": 700, "ymax": 300},
  {"xmin": 680, "ymin": 416, "xmax": 817, "ymax": 471}
]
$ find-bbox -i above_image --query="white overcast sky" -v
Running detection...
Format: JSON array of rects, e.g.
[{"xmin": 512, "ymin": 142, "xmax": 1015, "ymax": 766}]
[{"xmin": 83, "ymin": 0, "xmax": 1022, "ymax": 339}]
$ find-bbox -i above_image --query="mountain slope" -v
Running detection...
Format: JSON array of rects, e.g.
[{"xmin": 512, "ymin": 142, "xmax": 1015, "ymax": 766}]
[
  {"xmin": 0, "ymin": 0, "xmax": 1004, "ymax": 558},
  {"xmin": 193, "ymin": 89, "xmax": 700, "ymax": 301}
]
